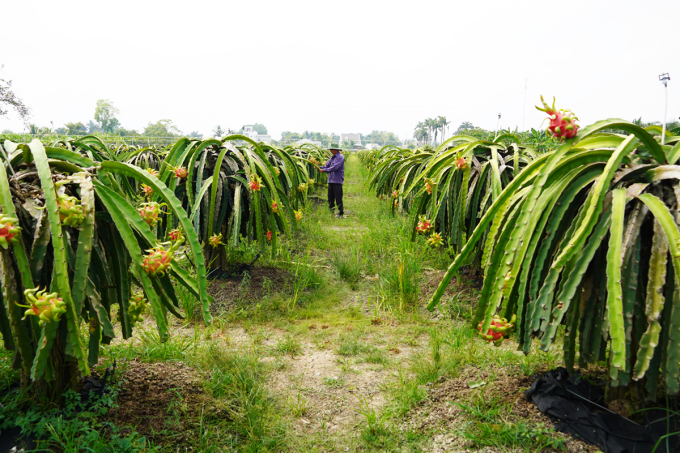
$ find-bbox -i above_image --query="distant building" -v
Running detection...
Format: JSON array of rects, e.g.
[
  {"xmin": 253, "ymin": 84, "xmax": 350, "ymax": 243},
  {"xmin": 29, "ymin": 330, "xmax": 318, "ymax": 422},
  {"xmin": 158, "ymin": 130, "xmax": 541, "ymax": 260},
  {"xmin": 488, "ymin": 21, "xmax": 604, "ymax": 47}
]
[
  {"xmin": 340, "ymin": 133, "xmax": 361, "ymax": 145},
  {"xmin": 365, "ymin": 143, "xmax": 381, "ymax": 150},
  {"xmin": 242, "ymin": 126, "xmax": 270, "ymax": 143}
]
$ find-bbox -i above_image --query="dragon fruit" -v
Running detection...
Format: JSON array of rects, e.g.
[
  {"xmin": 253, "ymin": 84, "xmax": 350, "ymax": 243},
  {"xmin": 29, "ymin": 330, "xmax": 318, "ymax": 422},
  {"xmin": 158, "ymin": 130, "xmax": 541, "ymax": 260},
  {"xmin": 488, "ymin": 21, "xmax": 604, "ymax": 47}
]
[
  {"xmin": 271, "ymin": 201, "xmax": 283, "ymax": 214},
  {"xmin": 137, "ymin": 202, "xmax": 167, "ymax": 228},
  {"xmin": 392, "ymin": 190, "xmax": 398, "ymax": 198},
  {"xmin": 128, "ymin": 291, "xmax": 150, "ymax": 326},
  {"xmin": 57, "ymin": 193, "xmax": 86, "ymax": 227},
  {"xmin": 455, "ymin": 157, "xmax": 467, "ymax": 170},
  {"xmin": 18, "ymin": 288, "xmax": 67, "ymax": 326},
  {"xmin": 249, "ymin": 175, "xmax": 262, "ymax": 191},
  {"xmin": 173, "ymin": 166, "xmax": 188, "ymax": 179},
  {"xmin": 424, "ymin": 178, "xmax": 434, "ymax": 195},
  {"xmin": 141, "ymin": 184, "xmax": 154, "ymax": 197},
  {"xmin": 168, "ymin": 229, "xmax": 183, "ymax": 242},
  {"xmin": 0, "ymin": 214, "xmax": 21, "ymax": 249},
  {"xmin": 294, "ymin": 210, "xmax": 303, "ymax": 221},
  {"xmin": 298, "ymin": 183, "xmax": 308, "ymax": 192},
  {"xmin": 477, "ymin": 314, "xmax": 516, "ymax": 346},
  {"xmin": 146, "ymin": 168, "xmax": 159, "ymax": 177},
  {"xmin": 536, "ymin": 96, "xmax": 579, "ymax": 140},
  {"xmin": 208, "ymin": 233, "xmax": 223, "ymax": 248},
  {"xmin": 142, "ymin": 245, "xmax": 174, "ymax": 276},
  {"xmin": 266, "ymin": 230, "xmax": 273, "ymax": 242},
  {"xmin": 426, "ymin": 232, "xmax": 443, "ymax": 247},
  {"xmin": 309, "ymin": 157, "xmax": 318, "ymax": 165},
  {"xmin": 275, "ymin": 168, "xmax": 280, "ymax": 176},
  {"xmin": 415, "ymin": 215, "xmax": 433, "ymax": 234}
]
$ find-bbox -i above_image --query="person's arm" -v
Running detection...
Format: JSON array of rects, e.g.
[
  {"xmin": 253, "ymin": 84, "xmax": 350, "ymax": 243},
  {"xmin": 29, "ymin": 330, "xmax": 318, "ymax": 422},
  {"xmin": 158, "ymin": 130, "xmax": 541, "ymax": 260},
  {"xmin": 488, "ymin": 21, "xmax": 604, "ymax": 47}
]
[{"xmin": 323, "ymin": 154, "xmax": 344, "ymax": 173}]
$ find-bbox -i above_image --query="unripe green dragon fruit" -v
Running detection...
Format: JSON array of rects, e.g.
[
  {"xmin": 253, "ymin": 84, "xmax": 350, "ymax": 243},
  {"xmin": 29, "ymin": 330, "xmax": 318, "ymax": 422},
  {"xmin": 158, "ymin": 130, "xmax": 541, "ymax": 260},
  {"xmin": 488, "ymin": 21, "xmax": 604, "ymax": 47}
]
[
  {"xmin": 536, "ymin": 95, "xmax": 579, "ymax": 140},
  {"xmin": 57, "ymin": 193, "xmax": 86, "ymax": 227},
  {"xmin": 128, "ymin": 291, "xmax": 150, "ymax": 326},
  {"xmin": 17, "ymin": 288, "xmax": 67, "ymax": 326},
  {"xmin": 426, "ymin": 232, "xmax": 443, "ymax": 247},
  {"xmin": 0, "ymin": 214, "xmax": 21, "ymax": 249}
]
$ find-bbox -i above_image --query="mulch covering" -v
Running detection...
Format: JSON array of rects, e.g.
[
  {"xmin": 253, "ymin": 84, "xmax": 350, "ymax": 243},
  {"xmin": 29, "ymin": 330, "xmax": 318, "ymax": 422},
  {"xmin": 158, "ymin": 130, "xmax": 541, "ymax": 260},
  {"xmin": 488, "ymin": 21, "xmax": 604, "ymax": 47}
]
[{"xmin": 527, "ymin": 367, "xmax": 680, "ymax": 453}]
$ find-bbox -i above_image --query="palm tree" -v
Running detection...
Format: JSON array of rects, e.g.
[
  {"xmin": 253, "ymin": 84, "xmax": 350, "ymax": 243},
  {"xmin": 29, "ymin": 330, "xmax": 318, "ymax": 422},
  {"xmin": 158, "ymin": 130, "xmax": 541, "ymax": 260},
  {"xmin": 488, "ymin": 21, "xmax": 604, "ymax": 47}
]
[
  {"xmin": 413, "ymin": 121, "xmax": 428, "ymax": 145},
  {"xmin": 437, "ymin": 116, "xmax": 450, "ymax": 144},
  {"xmin": 426, "ymin": 118, "xmax": 438, "ymax": 145}
]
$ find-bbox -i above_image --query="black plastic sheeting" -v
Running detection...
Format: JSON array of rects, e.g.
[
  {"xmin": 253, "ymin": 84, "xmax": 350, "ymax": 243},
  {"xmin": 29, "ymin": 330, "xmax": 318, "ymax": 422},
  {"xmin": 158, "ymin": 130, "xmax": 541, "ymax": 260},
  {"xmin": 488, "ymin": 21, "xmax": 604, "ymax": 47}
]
[{"xmin": 526, "ymin": 368, "xmax": 680, "ymax": 453}]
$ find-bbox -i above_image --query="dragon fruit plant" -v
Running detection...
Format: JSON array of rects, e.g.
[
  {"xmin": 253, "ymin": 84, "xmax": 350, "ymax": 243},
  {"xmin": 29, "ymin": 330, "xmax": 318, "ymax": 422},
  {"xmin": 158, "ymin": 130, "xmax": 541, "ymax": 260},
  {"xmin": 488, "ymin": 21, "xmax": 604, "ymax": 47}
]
[
  {"xmin": 137, "ymin": 201, "xmax": 167, "ymax": 228},
  {"xmin": 477, "ymin": 314, "xmax": 516, "ymax": 346},
  {"xmin": 0, "ymin": 214, "xmax": 21, "ymax": 249},
  {"xmin": 128, "ymin": 292, "xmax": 150, "ymax": 326},
  {"xmin": 17, "ymin": 288, "xmax": 67, "ymax": 327},
  {"xmin": 536, "ymin": 95, "xmax": 580, "ymax": 140},
  {"xmin": 415, "ymin": 215, "xmax": 433, "ymax": 234}
]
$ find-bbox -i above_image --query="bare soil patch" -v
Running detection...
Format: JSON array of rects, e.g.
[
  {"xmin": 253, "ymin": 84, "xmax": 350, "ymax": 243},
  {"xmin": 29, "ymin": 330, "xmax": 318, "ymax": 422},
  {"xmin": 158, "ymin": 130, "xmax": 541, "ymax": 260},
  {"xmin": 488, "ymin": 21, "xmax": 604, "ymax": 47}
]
[
  {"xmin": 108, "ymin": 361, "xmax": 207, "ymax": 445},
  {"xmin": 405, "ymin": 367, "xmax": 599, "ymax": 453},
  {"xmin": 208, "ymin": 266, "xmax": 289, "ymax": 313}
]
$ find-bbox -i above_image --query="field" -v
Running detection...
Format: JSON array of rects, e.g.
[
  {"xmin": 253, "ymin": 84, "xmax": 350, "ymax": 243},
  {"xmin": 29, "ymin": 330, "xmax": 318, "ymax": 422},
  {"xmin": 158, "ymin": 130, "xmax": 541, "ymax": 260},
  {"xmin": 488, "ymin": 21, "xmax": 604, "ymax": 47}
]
[{"xmin": 1, "ymin": 112, "xmax": 680, "ymax": 453}]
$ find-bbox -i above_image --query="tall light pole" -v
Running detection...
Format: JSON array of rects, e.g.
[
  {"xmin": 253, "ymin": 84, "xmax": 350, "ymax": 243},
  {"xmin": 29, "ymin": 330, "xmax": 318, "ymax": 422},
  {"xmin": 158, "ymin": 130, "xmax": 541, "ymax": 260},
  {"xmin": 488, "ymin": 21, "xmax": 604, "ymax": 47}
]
[
  {"xmin": 494, "ymin": 113, "xmax": 501, "ymax": 140},
  {"xmin": 660, "ymin": 73, "xmax": 670, "ymax": 145}
]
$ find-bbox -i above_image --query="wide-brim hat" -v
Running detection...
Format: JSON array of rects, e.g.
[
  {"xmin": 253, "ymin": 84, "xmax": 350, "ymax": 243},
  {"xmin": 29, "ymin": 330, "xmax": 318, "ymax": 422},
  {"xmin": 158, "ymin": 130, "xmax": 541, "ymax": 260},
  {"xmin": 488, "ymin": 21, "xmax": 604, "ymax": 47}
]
[{"xmin": 329, "ymin": 143, "xmax": 342, "ymax": 151}]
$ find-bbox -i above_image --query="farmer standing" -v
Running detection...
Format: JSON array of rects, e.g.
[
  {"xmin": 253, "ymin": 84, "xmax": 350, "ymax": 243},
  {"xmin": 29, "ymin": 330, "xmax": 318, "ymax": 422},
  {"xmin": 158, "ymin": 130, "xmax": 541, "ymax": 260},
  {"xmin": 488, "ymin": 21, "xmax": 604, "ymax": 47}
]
[{"xmin": 319, "ymin": 143, "xmax": 345, "ymax": 218}]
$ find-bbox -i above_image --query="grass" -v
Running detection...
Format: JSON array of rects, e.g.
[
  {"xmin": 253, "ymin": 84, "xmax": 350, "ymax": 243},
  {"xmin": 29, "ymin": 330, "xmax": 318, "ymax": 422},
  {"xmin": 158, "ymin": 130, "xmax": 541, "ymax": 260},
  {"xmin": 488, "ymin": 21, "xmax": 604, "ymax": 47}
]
[{"xmin": 0, "ymin": 154, "xmax": 575, "ymax": 452}]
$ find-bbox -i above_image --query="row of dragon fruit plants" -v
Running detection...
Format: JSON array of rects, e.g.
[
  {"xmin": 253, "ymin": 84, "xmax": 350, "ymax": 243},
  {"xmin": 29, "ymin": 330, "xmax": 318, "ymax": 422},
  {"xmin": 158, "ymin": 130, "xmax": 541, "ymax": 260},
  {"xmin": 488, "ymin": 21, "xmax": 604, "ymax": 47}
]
[
  {"xmin": 0, "ymin": 134, "xmax": 328, "ymax": 396},
  {"xmin": 361, "ymin": 97, "xmax": 680, "ymax": 398}
]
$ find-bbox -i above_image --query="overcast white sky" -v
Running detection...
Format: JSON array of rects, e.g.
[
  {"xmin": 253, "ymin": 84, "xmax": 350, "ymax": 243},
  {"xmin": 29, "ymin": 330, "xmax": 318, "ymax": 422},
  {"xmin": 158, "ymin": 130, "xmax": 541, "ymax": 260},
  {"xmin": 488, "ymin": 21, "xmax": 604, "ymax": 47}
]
[{"xmin": 2, "ymin": 0, "xmax": 679, "ymax": 141}]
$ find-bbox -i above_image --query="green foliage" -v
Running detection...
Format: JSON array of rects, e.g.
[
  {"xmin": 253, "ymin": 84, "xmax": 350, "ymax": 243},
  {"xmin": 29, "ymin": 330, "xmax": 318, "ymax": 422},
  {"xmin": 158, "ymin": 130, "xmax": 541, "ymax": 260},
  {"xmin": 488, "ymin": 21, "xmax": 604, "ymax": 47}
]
[
  {"xmin": 144, "ymin": 119, "xmax": 180, "ymax": 137},
  {"xmin": 94, "ymin": 99, "xmax": 120, "ymax": 134},
  {"xmin": 427, "ymin": 117, "xmax": 680, "ymax": 397}
]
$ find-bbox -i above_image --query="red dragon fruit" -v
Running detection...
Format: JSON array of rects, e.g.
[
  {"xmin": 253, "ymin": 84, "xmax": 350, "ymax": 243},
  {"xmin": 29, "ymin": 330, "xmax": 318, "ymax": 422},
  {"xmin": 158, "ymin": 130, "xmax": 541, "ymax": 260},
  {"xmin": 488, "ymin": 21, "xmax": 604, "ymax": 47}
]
[
  {"xmin": 294, "ymin": 210, "xmax": 303, "ymax": 221},
  {"xmin": 536, "ymin": 96, "xmax": 580, "ymax": 140},
  {"xmin": 424, "ymin": 178, "xmax": 434, "ymax": 194},
  {"xmin": 266, "ymin": 230, "xmax": 273, "ymax": 242},
  {"xmin": 392, "ymin": 190, "xmax": 398, "ymax": 198},
  {"xmin": 141, "ymin": 184, "xmax": 154, "ymax": 197},
  {"xmin": 271, "ymin": 201, "xmax": 283, "ymax": 214},
  {"xmin": 168, "ymin": 229, "xmax": 183, "ymax": 242},
  {"xmin": 17, "ymin": 287, "xmax": 67, "ymax": 326},
  {"xmin": 415, "ymin": 215, "xmax": 433, "ymax": 234},
  {"xmin": 146, "ymin": 168, "xmax": 159, "ymax": 177},
  {"xmin": 142, "ymin": 245, "xmax": 174, "ymax": 276},
  {"xmin": 208, "ymin": 233, "xmax": 224, "ymax": 248},
  {"xmin": 455, "ymin": 157, "xmax": 467, "ymax": 170},
  {"xmin": 477, "ymin": 314, "xmax": 516, "ymax": 346},
  {"xmin": 249, "ymin": 175, "xmax": 262, "ymax": 191},
  {"xmin": 0, "ymin": 214, "xmax": 21, "ymax": 249},
  {"xmin": 137, "ymin": 202, "xmax": 167, "ymax": 228},
  {"xmin": 173, "ymin": 166, "xmax": 188, "ymax": 179}
]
